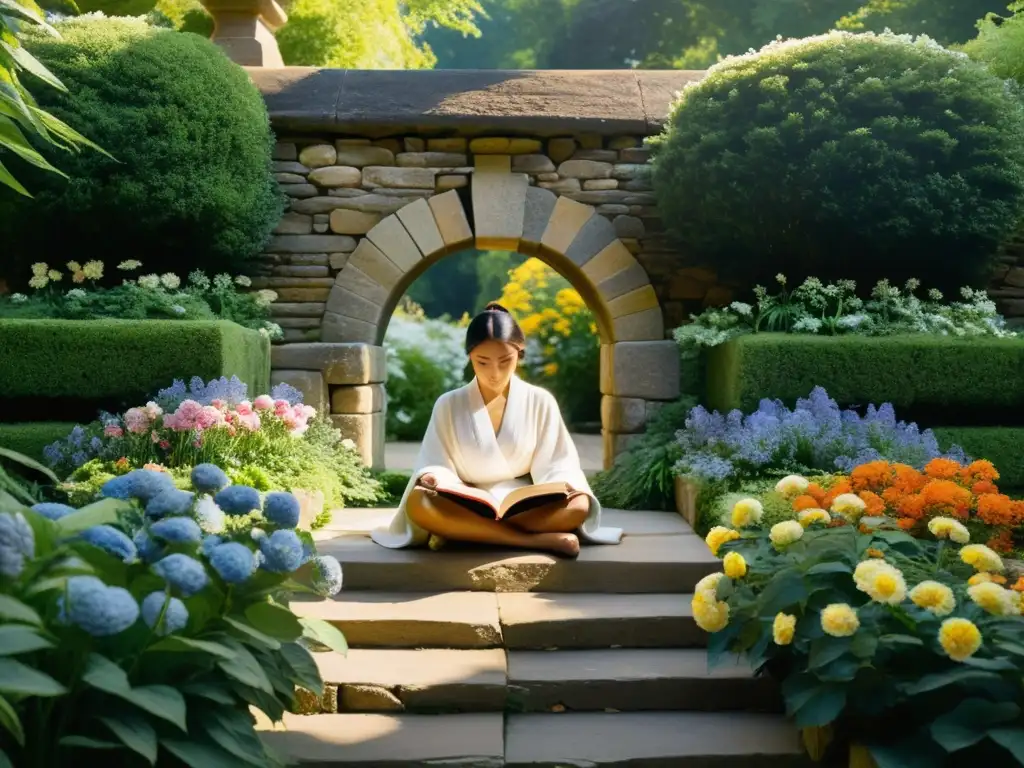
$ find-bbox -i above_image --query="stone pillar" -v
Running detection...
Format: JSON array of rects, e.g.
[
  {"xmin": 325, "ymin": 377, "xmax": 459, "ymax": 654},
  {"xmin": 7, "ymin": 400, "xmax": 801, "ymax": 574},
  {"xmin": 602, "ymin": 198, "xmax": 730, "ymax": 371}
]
[{"xmin": 201, "ymin": 0, "xmax": 287, "ymax": 68}]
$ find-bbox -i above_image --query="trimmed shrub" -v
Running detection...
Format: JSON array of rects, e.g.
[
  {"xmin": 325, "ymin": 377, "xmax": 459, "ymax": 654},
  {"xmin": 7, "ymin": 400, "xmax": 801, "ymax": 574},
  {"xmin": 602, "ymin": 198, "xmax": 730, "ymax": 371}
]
[
  {"xmin": 0, "ymin": 16, "xmax": 283, "ymax": 285},
  {"xmin": 651, "ymin": 30, "xmax": 1024, "ymax": 294},
  {"xmin": 705, "ymin": 333, "xmax": 1024, "ymax": 421},
  {"xmin": 0, "ymin": 422, "xmax": 77, "ymax": 461},
  {"xmin": 0, "ymin": 319, "xmax": 269, "ymax": 421},
  {"xmin": 934, "ymin": 427, "xmax": 1024, "ymax": 490}
]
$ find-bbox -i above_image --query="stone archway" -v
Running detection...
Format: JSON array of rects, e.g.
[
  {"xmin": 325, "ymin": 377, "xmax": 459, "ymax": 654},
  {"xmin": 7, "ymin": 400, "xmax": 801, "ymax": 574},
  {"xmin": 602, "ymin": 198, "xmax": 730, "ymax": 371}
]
[{"xmin": 319, "ymin": 157, "xmax": 680, "ymax": 470}]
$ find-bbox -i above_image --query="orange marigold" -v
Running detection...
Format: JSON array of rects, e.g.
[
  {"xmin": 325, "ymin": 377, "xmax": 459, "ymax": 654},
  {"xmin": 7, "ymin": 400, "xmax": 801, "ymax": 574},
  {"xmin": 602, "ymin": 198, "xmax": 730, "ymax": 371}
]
[
  {"xmin": 865, "ymin": 548, "xmax": 885, "ymax": 558},
  {"xmin": 919, "ymin": 480, "xmax": 972, "ymax": 519},
  {"xmin": 1009, "ymin": 499, "xmax": 1024, "ymax": 526},
  {"xmin": 881, "ymin": 487, "xmax": 906, "ymax": 506},
  {"xmin": 805, "ymin": 482, "xmax": 828, "ymax": 504},
  {"xmin": 986, "ymin": 529, "xmax": 1015, "ymax": 555},
  {"xmin": 850, "ymin": 460, "xmax": 894, "ymax": 491},
  {"xmin": 892, "ymin": 464, "xmax": 927, "ymax": 494},
  {"xmin": 976, "ymin": 494, "xmax": 1017, "ymax": 527},
  {"xmin": 822, "ymin": 479, "xmax": 853, "ymax": 509},
  {"xmin": 971, "ymin": 480, "xmax": 1000, "ymax": 496},
  {"xmin": 858, "ymin": 491, "xmax": 886, "ymax": 516},
  {"xmin": 792, "ymin": 495, "xmax": 820, "ymax": 512},
  {"xmin": 897, "ymin": 517, "xmax": 917, "ymax": 531},
  {"xmin": 924, "ymin": 457, "xmax": 962, "ymax": 480},
  {"xmin": 1011, "ymin": 577, "xmax": 1024, "ymax": 593},
  {"xmin": 962, "ymin": 459, "xmax": 999, "ymax": 483},
  {"xmin": 897, "ymin": 494, "xmax": 927, "ymax": 520}
]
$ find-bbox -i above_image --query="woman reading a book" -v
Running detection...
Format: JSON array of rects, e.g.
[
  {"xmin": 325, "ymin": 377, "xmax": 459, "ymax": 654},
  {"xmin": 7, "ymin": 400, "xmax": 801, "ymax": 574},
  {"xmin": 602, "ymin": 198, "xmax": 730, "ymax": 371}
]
[{"xmin": 371, "ymin": 303, "xmax": 622, "ymax": 557}]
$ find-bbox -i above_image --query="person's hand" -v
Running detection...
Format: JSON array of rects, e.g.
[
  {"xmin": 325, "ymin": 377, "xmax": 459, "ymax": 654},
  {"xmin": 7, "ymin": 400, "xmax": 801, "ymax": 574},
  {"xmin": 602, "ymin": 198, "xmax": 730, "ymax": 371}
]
[{"xmin": 418, "ymin": 473, "xmax": 438, "ymax": 489}]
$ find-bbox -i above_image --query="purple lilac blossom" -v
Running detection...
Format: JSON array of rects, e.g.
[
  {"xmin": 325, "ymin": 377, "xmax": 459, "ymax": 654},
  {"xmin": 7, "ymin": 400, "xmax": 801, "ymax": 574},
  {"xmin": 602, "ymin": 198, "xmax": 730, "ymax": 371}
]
[
  {"xmin": 156, "ymin": 375, "xmax": 249, "ymax": 410},
  {"xmin": 269, "ymin": 381, "xmax": 304, "ymax": 404}
]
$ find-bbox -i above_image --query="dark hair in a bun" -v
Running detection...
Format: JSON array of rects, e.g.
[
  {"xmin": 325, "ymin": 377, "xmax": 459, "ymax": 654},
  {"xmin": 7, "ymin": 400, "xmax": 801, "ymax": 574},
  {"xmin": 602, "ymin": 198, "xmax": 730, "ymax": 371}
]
[{"xmin": 465, "ymin": 302, "xmax": 526, "ymax": 355}]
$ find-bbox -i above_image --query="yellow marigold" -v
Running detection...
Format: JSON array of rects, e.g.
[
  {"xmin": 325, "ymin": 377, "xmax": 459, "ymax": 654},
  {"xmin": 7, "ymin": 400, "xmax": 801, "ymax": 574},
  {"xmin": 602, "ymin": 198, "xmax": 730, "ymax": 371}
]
[
  {"xmin": 854, "ymin": 560, "xmax": 906, "ymax": 605},
  {"xmin": 723, "ymin": 551, "xmax": 747, "ymax": 579},
  {"xmin": 938, "ymin": 617, "xmax": 982, "ymax": 662},
  {"xmin": 705, "ymin": 526, "xmax": 740, "ymax": 557},
  {"xmin": 909, "ymin": 581, "xmax": 956, "ymax": 616},
  {"xmin": 31, "ymin": 262, "xmax": 48, "ymax": 277},
  {"xmin": 831, "ymin": 493, "xmax": 867, "ymax": 521},
  {"xmin": 731, "ymin": 498, "xmax": 763, "ymax": 528},
  {"xmin": 775, "ymin": 474, "xmax": 809, "ymax": 498},
  {"xmin": 28, "ymin": 274, "xmax": 48, "ymax": 290},
  {"xmin": 694, "ymin": 571, "xmax": 725, "ymax": 598},
  {"xmin": 82, "ymin": 260, "xmax": 104, "ymax": 280},
  {"xmin": 960, "ymin": 544, "xmax": 1003, "ymax": 573},
  {"xmin": 967, "ymin": 572, "xmax": 1006, "ymax": 586},
  {"xmin": 797, "ymin": 508, "xmax": 831, "ymax": 527},
  {"xmin": 821, "ymin": 603, "xmax": 860, "ymax": 637},
  {"xmin": 967, "ymin": 582, "xmax": 1020, "ymax": 616},
  {"xmin": 553, "ymin": 318, "xmax": 571, "ymax": 336},
  {"xmin": 773, "ymin": 613, "xmax": 796, "ymax": 645},
  {"xmin": 927, "ymin": 516, "xmax": 970, "ymax": 545},
  {"xmin": 769, "ymin": 520, "xmax": 804, "ymax": 548},
  {"xmin": 519, "ymin": 314, "xmax": 542, "ymax": 336},
  {"xmin": 691, "ymin": 591, "xmax": 730, "ymax": 633},
  {"xmin": 47, "ymin": 270, "xmax": 62, "ymax": 282}
]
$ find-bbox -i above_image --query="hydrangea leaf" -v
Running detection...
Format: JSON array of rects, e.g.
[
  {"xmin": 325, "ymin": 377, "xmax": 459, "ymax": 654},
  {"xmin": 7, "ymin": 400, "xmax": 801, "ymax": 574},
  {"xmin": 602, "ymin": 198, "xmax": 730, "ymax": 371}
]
[
  {"xmin": 202, "ymin": 707, "xmax": 269, "ymax": 766},
  {"xmin": 243, "ymin": 601, "xmax": 303, "ymax": 642},
  {"xmin": 58, "ymin": 736, "xmax": 119, "ymax": 750},
  {"xmin": 0, "ymin": 695, "xmax": 23, "ymax": 746},
  {"xmin": 99, "ymin": 712, "xmax": 157, "ymax": 766},
  {"xmin": 82, "ymin": 654, "xmax": 186, "ymax": 731},
  {"xmin": 0, "ymin": 595, "xmax": 40, "ymax": 625},
  {"xmin": 160, "ymin": 737, "xmax": 244, "ymax": 768},
  {"xmin": 147, "ymin": 636, "xmax": 235, "ymax": 660},
  {"xmin": 221, "ymin": 616, "xmax": 280, "ymax": 651},
  {"xmin": 989, "ymin": 728, "xmax": 1024, "ymax": 763},
  {"xmin": 792, "ymin": 684, "xmax": 847, "ymax": 728},
  {"xmin": 279, "ymin": 642, "xmax": 324, "ymax": 696},
  {"xmin": 0, "ymin": 658, "xmax": 66, "ymax": 696},
  {"xmin": 53, "ymin": 498, "xmax": 128, "ymax": 537},
  {"xmin": 0, "ymin": 625, "xmax": 52, "ymax": 656},
  {"xmin": 179, "ymin": 681, "xmax": 233, "ymax": 706},
  {"xmin": 298, "ymin": 616, "xmax": 348, "ymax": 655},
  {"xmin": 215, "ymin": 640, "xmax": 274, "ymax": 694}
]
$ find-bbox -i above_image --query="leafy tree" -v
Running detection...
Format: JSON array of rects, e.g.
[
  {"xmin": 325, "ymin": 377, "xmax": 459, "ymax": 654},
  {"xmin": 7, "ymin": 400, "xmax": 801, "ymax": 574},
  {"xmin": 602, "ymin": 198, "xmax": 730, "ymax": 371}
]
[
  {"xmin": 837, "ymin": 0, "xmax": 1006, "ymax": 44},
  {"xmin": 962, "ymin": 1, "xmax": 1024, "ymax": 83}
]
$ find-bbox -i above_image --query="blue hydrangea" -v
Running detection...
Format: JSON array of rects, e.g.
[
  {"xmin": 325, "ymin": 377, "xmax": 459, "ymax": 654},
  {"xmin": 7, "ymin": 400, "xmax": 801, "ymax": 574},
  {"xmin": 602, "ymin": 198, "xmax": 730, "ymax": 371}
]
[
  {"xmin": 270, "ymin": 381, "xmax": 303, "ymax": 404},
  {"xmin": 58, "ymin": 576, "xmax": 139, "ymax": 637},
  {"xmin": 309, "ymin": 555, "xmax": 343, "ymax": 597},
  {"xmin": 209, "ymin": 542, "xmax": 257, "ymax": 584},
  {"xmin": 194, "ymin": 497, "xmax": 226, "ymax": 534},
  {"xmin": 145, "ymin": 489, "xmax": 195, "ymax": 519},
  {"xmin": 80, "ymin": 525, "xmax": 137, "ymax": 562},
  {"xmin": 141, "ymin": 592, "xmax": 188, "ymax": 636},
  {"xmin": 101, "ymin": 470, "xmax": 176, "ymax": 503},
  {"xmin": 134, "ymin": 531, "xmax": 163, "ymax": 563},
  {"xmin": 191, "ymin": 464, "xmax": 229, "ymax": 494},
  {"xmin": 258, "ymin": 529, "xmax": 304, "ymax": 573},
  {"xmin": 214, "ymin": 485, "xmax": 261, "ymax": 516},
  {"xmin": 0, "ymin": 513, "xmax": 34, "ymax": 578},
  {"xmin": 31, "ymin": 502, "xmax": 76, "ymax": 521},
  {"xmin": 150, "ymin": 517, "xmax": 202, "ymax": 544},
  {"xmin": 152, "ymin": 554, "xmax": 209, "ymax": 597},
  {"xmin": 263, "ymin": 492, "xmax": 300, "ymax": 528},
  {"xmin": 201, "ymin": 535, "xmax": 222, "ymax": 557}
]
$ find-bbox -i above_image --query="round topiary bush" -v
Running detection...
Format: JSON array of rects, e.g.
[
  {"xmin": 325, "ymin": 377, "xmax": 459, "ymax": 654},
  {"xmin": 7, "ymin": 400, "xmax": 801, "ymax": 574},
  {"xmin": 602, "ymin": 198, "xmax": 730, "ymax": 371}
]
[
  {"xmin": 651, "ymin": 31, "xmax": 1024, "ymax": 294},
  {"xmin": 0, "ymin": 16, "xmax": 283, "ymax": 285}
]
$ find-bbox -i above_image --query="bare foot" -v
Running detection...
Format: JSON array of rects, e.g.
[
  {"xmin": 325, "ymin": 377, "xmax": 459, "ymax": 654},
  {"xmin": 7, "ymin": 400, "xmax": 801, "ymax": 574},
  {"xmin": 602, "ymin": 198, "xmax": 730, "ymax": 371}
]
[{"xmin": 532, "ymin": 532, "xmax": 580, "ymax": 558}]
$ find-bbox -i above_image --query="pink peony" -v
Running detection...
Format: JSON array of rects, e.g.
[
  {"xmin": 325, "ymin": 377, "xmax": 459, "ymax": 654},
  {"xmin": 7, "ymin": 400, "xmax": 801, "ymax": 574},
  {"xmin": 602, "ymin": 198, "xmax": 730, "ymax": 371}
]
[
  {"xmin": 210, "ymin": 399, "xmax": 228, "ymax": 412},
  {"xmin": 123, "ymin": 408, "xmax": 150, "ymax": 434},
  {"xmin": 196, "ymin": 406, "xmax": 225, "ymax": 431},
  {"xmin": 104, "ymin": 424, "xmax": 124, "ymax": 438},
  {"xmin": 253, "ymin": 395, "xmax": 274, "ymax": 411},
  {"xmin": 300, "ymin": 404, "xmax": 317, "ymax": 420},
  {"xmin": 144, "ymin": 401, "xmax": 163, "ymax": 420},
  {"xmin": 235, "ymin": 400, "xmax": 253, "ymax": 416}
]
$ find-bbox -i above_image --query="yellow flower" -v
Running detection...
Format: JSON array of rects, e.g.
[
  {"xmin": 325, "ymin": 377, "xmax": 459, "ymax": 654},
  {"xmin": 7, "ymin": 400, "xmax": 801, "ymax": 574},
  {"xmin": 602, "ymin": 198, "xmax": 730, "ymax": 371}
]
[
  {"xmin": 66, "ymin": 260, "xmax": 82, "ymax": 273},
  {"xmin": 705, "ymin": 526, "xmax": 740, "ymax": 556},
  {"xmin": 31, "ymin": 262, "xmax": 48, "ymax": 277},
  {"xmin": 691, "ymin": 590, "xmax": 730, "ymax": 633},
  {"xmin": 47, "ymin": 270, "xmax": 62, "ymax": 282},
  {"xmin": 858, "ymin": 562, "xmax": 907, "ymax": 605},
  {"xmin": 772, "ymin": 613, "xmax": 796, "ymax": 645},
  {"xmin": 28, "ymin": 275, "xmax": 48, "ymax": 290},
  {"xmin": 694, "ymin": 571, "xmax": 725, "ymax": 598},
  {"xmin": 118, "ymin": 260, "xmax": 142, "ymax": 271},
  {"xmin": 774, "ymin": 474, "xmax": 809, "ymax": 498},
  {"xmin": 960, "ymin": 544, "xmax": 1003, "ymax": 573},
  {"xmin": 821, "ymin": 603, "xmax": 860, "ymax": 637},
  {"xmin": 519, "ymin": 315, "xmax": 542, "ymax": 335},
  {"xmin": 553, "ymin": 318, "xmax": 571, "ymax": 336},
  {"xmin": 797, "ymin": 508, "xmax": 831, "ymax": 527},
  {"xmin": 542, "ymin": 362, "xmax": 558, "ymax": 377},
  {"xmin": 968, "ymin": 572, "xmax": 1006, "ymax": 586},
  {"xmin": 831, "ymin": 493, "xmax": 867, "ymax": 521},
  {"xmin": 928, "ymin": 516, "xmax": 970, "ymax": 545},
  {"xmin": 769, "ymin": 520, "xmax": 804, "ymax": 548},
  {"xmin": 723, "ymin": 552, "xmax": 747, "ymax": 579},
  {"xmin": 865, "ymin": 548, "xmax": 885, "ymax": 558},
  {"xmin": 909, "ymin": 581, "xmax": 956, "ymax": 616},
  {"xmin": 967, "ymin": 582, "xmax": 1019, "ymax": 616},
  {"xmin": 82, "ymin": 260, "xmax": 104, "ymax": 280},
  {"xmin": 731, "ymin": 498, "xmax": 763, "ymax": 528},
  {"xmin": 938, "ymin": 617, "xmax": 982, "ymax": 662}
]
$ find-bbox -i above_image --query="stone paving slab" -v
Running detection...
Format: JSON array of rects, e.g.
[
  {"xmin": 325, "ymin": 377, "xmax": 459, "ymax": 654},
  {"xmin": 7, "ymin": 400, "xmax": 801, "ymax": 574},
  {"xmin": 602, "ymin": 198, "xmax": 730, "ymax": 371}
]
[
  {"xmin": 260, "ymin": 712, "xmax": 504, "ymax": 767},
  {"xmin": 497, "ymin": 592, "xmax": 706, "ymax": 649},
  {"xmin": 290, "ymin": 591, "xmax": 502, "ymax": 648},
  {"xmin": 507, "ymin": 649, "xmax": 782, "ymax": 713},
  {"xmin": 505, "ymin": 712, "xmax": 805, "ymax": 767}
]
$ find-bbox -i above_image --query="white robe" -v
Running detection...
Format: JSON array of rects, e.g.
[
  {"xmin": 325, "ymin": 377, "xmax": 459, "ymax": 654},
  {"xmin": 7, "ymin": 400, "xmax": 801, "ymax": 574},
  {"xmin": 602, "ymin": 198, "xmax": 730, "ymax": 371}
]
[{"xmin": 371, "ymin": 375, "xmax": 623, "ymax": 549}]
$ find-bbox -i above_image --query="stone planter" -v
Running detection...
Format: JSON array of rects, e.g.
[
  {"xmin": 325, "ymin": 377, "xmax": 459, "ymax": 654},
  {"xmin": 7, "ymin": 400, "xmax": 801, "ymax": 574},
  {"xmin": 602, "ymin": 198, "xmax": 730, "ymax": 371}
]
[
  {"xmin": 673, "ymin": 474, "xmax": 699, "ymax": 528},
  {"xmin": 292, "ymin": 487, "xmax": 326, "ymax": 530}
]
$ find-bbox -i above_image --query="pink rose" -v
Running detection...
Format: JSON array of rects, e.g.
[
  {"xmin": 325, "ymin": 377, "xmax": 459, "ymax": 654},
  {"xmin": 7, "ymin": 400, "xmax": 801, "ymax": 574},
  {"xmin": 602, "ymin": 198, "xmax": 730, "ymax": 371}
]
[
  {"xmin": 104, "ymin": 424, "xmax": 124, "ymax": 438},
  {"xmin": 253, "ymin": 395, "xmax": 274, "ymax": 411}
]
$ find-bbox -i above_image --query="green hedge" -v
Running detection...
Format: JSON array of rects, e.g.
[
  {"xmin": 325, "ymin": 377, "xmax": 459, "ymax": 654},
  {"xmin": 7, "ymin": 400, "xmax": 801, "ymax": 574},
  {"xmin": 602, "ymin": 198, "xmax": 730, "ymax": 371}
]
[
  {"xmin": 705, "ymin": 334, "xmax": 1024, "ymax": 418},
  {"xmin": 934, "ymin": 427, "xmax": 1024, "ymax": 491},
  {"xmin": 0, "ymin": 319, "xmax": 270, "ymax": 408},
  {"xmin": 0, "ymin": 422, "xmax": 77, "ymax": 462}
]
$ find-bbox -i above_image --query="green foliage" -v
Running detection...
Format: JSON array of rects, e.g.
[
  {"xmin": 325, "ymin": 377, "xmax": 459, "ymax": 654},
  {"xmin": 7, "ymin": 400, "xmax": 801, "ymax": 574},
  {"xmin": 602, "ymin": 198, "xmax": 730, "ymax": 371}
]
[
  {"xmin": 934, "ymin": 427, "xmax": 1024, "ymax": 490},
  {"xmin": 0, "ymin": 16, "xmax": 283, "ymax": 283},
  {"xmin": 0, "ymin": 445, "xmax": 59, "ymax": 505},
  {"xmin": 0, "ymin": 319, "xmax": 270, "ymax": 408},
  {"xmin": 0, "ymin": 422, "xmax": 77, "ymax": 464},
  {"xmin": 651, "ymin": 30, "xmax": 1024, "ymax": 295},
  {"xmin": 0, "ymin": 0, "xmax": 105, "ymax": 196},
  {"xmin": 962, "ymin": 2, "xmax": 1024, "ymax": 84},
  {"xmin": 838, "ymin": 0, "xmax": 1005, "ymax": 43},
  {"xmin": 591, "ymin": 397, "xmax": 696, "ymax": 511},
  {"xmin": 704, "ymin": 333, "xmax": 1024, "ymax": 418},
  {"xmin": 374, "ymin": 471, "xmax": 413, "ymax": 505}
]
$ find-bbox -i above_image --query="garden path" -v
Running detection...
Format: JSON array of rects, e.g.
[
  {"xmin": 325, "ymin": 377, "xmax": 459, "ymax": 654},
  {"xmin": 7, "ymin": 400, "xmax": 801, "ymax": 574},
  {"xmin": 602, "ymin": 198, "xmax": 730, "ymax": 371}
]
[
  {"xmin": 385, "ymin": 432, "xmax": 604, "ymax": 474},
  {"xmin": 258, "ymin": 507, "xmax": 807, "ymax": 766}
]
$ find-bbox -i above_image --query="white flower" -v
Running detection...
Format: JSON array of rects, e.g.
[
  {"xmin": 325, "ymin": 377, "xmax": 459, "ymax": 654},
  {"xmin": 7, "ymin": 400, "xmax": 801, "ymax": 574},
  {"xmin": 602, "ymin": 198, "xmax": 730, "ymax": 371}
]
[
  {"xmin": 769, "ymin": 520, "xmax": 804, "ymax": 547},
  {"xmin": 234, "ymin": 275, "xmax": 252, "ymax": 287},
  {"xmin": 9, "ymin": 293, "xmax": 27, "ymax": 303},
  {"xmin": 340, "ymin": 438, "xmax": 356, "ymax": 451},
  {"xmin": 160, "ymin": 273, "xmax": 181, "ymax": 290},
  {"xmin": 255, "ymin": 289, "xmax": 277, "ymax": 306},
  {"xmin": 138, "ymin": 274, "xmax": 161, "ymax": 290},
  {"xmin": 831, "ymin": 493, "xmax": 867, "ymax": 521},
  {"xmin": 729, "ymin": 301, "xmax": 753, "ymax": 316},
  {"xmin": 774, "ymin": 475, "xmax": 809, "ymax": 498},
  {"xmin": 65, "ymin": 289, "xmax": 87, "ymax": 300}
]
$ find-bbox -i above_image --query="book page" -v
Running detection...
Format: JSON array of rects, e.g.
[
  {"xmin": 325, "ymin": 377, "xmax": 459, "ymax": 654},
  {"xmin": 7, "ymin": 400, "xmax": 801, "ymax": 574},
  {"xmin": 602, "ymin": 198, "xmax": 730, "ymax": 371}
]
[{"xmin": 498, "ymin": 482, "xmax": 570, "ymax": 516}]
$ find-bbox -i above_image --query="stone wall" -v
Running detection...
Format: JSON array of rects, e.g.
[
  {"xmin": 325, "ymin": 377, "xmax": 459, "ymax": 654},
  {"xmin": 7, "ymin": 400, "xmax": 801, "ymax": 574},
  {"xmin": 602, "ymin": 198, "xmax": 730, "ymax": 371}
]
[{"xmin": 991, "ymin": 234, "xmax": 1024, "ymax": 329}]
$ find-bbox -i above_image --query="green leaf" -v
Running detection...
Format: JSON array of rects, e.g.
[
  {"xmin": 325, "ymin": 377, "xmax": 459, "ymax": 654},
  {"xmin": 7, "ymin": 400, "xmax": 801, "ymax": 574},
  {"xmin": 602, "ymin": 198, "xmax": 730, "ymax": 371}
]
[
  {"xmin": 990, "ymin": 727, "xmax": 1024, "ymax": 762},
  {"xmin": 0, "ymin": 595, "xmax": 41, "ymax": 625},
  {"xmin": 217, "ymin": 643, "xmax": 274, "ymax": 694},
  {"xmin": 161, "ymin": 738, "xmax": 246, "ymax": 768},
  {"xmin": 0, "ymin": 695, "xmax": 23, "ymax": 746},
  {"xmin": 793, "ymin": 685, "xmax": 847, "ymax": 728},
  {"xmin": 850, "ymin": 631, "xmax": 879, "ymax": 659},
  {"xmin": 54, "ymin": 498, "xmax": 129, "ymax": 536},
  {"xmin": 994, "ymin": 641, "xmax": 1024, "ymax": 658},
  {"xmin": 931, "ymin": 699, "xmax": 1019, "ymax": 752},
  {"xmin": 244, "ymin": 601, "xmax": 303, "ymax": 641},
  {"xmin": 181, "ymin": 681, "xmax": 235, "ymax": 705},
  {"xmin": 809, "ymin": 636, "xmax": 851, "ymax": 670},
  {"xmin": 280, "ymin": 642, "xmax": 324, "ymax": 695},
  {"xmin": 758, "ymin": 570, "xmax": 807, "ymax": 615},
  {"xmin": 82, "ymin": 655, "xmax": 186, "ymax": 731},
  {"xmin": 0, "ymin": 748, "xmax": 13, "ymax": 768},
  {"xmin": 100, "ymin": 712, "xmax": 158, "ymax": 765},
  {"xmin": 299, "ymin": 617, "xmax": 348, "ymax": 655},
  {"xmin": 222, "ymin": 616, "xmax": 280, "ymax": 650},
  {"xmin": 59, "ymin": 736, "xmax": 120, "ymax": 749},
  {"xmin": 806, "ymin": 562, "xmax": 851, "ymax": 576},
  {"xmin": 0, "ymin": 447, "xmax": 59, "ymax": 484},
  {"xmin": 962, "ymin": 656, "xmax": 1018, "ymax": 672},
  {"xmin": 904, "ymin": 667, "xmax": 1002, "ymax": 695},
  {"xmin": 879, "ymin": 634, "xmax": 923, "ymax": 648},
  {"xmin": 203, "ymin": 708, "xmax": 269, "ymax": 766},
  {"xmin": 0, "ymin": 114, "xmax": 62, "ymax": 173},
  {"xmin": 0, "ymin": 658, "xmax": 66, "ymax": 696},
  {"xmin": 869, "ymin": 734, "xmax": 948, "ymax": 768},
  {"xmin": 0, "ymin": 624, "xmax": 52, "ymax": 655},
  {"xmin": 148, "ymin": 636, "xmax": 235, "ymax": 660},
  {"xmin": 0, "ymin": 41, "xmax": 65, "ymax": 92}
]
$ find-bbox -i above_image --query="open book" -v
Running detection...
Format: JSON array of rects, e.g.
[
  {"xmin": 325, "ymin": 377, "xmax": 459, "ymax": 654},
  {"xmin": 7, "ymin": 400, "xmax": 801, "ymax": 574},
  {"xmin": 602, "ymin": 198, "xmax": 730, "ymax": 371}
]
[{"xmin": 432, "ymin": 480, "xmax": 575, "ymax": 521}]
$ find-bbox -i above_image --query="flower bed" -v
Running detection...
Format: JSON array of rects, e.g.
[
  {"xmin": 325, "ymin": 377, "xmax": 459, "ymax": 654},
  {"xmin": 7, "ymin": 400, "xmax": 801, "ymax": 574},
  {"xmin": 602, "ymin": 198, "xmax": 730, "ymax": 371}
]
[
  {"xmin": 695, "ymin": 481, "xmax": 1024, "ymax": 765},
  {"xmin": 0, "ymin": 465, "xmax": 345, "ymax": 767}
]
